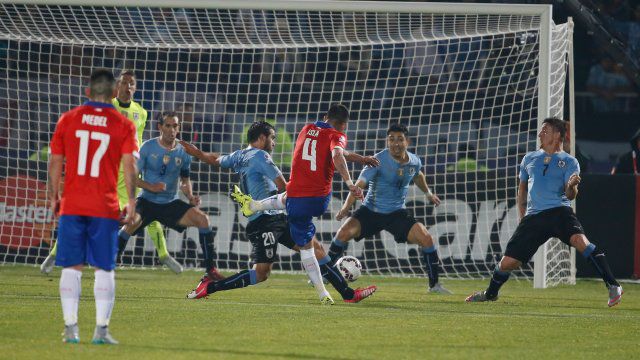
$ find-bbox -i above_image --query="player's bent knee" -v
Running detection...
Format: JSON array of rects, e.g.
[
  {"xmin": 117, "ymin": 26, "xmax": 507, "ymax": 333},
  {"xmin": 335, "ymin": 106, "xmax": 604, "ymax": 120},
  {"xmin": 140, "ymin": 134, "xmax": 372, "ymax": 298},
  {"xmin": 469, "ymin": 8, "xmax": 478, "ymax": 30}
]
[
  {"xmin": 499, "ymin": 256, "xmax": 521, "ymax": 271},
  {"xmin": 569, "ymin": 234, "xmax": 590, "ymax": 252}
]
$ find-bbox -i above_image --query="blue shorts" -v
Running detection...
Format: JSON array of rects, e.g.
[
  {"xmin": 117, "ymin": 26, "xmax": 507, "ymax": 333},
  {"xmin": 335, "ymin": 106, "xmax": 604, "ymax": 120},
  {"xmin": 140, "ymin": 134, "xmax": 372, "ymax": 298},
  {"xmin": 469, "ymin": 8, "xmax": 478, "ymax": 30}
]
[
  {"xmin": 55, "ymin": 215, "xmax": 119, "ymax": 271},
  {"xmin": 286, "ymin": 195, "xmax": 331, "ymax": 247}
]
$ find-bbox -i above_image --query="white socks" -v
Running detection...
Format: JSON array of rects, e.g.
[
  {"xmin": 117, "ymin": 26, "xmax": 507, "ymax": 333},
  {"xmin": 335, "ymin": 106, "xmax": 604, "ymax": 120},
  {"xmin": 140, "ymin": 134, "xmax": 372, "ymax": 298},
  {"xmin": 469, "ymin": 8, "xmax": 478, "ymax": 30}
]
[
  {"xmin": 94, "ymin": 269, "xmax": 115, "ymax": 327},
  {"xmin": 300, "ymin": 248, "xmax": 330, "ymax": 300},
  {"xmin": 60, "ymin": 268, "xmax": 82, "ymax": 326},
  {"xmin": 250, "ymin": 192, "xmax": 287, "ymax": 212}
]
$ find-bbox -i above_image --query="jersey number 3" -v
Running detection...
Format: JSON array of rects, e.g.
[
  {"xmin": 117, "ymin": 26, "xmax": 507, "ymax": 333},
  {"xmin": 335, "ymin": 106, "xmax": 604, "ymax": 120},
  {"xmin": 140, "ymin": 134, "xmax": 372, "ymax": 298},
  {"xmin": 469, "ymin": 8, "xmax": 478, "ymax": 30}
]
[
  {"xmin": 75, "ymin": 130, "xmax": 110, "ymax": 177},
  {"xmin": 302, "ymin": 138, "xmax": 317, "ymax": 171}
]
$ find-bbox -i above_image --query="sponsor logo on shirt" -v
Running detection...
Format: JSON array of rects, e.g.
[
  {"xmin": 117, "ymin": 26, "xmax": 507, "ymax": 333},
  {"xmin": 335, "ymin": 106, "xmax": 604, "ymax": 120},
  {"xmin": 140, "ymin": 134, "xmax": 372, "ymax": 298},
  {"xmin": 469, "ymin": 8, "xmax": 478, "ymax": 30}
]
[
  {"xmin": 175, "ymin": 157, "xmax": 182, "ymax": 166},
  {"xmin": 558, "ymin": 160, "xmax": 566, "ymax": 168}
]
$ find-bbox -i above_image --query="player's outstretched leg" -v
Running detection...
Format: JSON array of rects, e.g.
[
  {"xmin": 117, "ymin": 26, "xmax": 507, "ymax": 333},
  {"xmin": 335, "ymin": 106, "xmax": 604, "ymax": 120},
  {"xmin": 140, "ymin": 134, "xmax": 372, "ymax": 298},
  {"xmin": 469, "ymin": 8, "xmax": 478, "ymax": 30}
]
[
  {"xmin": 231, "ymin": 185, "xmax": 286, "ymax": 217},
  {"xmin": 317, "ymin": 255, "xmax": 377, "ymax": 303},
  {"xmin": 41, "ymin": 241, "xmax": 58, "ymax": 275},
  {"xmin": 327, "ymin": 237, "xmax": 348, "ymax": 264},
  {"xmin": 578, "ymin": 241, "xmax": 623, "ymax": 307},
  {"xmin": 116, "ymin": 229, "xmax": 131, "ymax": 263},
  {"xmin": 422, "ymin": 246, "xmax": 452, "ymax": 295},
  {"xmin": 187, "ymin": 269, "xmax": 258, "ymax": 299},
  {"xmin": 466, "ymin": 263, "xmax": 512, "ymax": 303}
]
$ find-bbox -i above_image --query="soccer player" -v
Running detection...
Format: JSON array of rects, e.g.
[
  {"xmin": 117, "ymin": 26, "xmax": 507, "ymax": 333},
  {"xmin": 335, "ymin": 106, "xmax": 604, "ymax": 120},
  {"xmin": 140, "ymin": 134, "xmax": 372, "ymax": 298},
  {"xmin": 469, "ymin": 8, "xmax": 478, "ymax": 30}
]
[
  {"xmin": 181, "ymin": 121, "xmax": 376, "ymax": 303},
  {"xmin": 233, "ymin": 104, "xmax": 380, "ymax": 305},
  {"xmin": 327, "ymin": 123, "xmax": 451, "ymax": 294},
  {"xmin": 40, "ymin": 70, "xmax": 182, "ymax": 274},
  {"xmin": 466, "ymin": 117, "xmax": 623, "ymax": 307},
  {"xmin": 49, "ymin": 69, "xmax": 138, "ymax": 344},
  {"xmin": 116, "ymin": 111, "xmax": 223, "ymax": 281}
]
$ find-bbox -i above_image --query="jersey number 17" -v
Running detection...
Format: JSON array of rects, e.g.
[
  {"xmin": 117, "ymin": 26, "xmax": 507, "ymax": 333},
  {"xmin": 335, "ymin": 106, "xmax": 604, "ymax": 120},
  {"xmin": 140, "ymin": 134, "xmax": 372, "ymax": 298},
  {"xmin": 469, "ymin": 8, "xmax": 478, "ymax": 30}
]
[{"xmin": 75, "ymin": 130, "xmax": 110, "ymax": 178}]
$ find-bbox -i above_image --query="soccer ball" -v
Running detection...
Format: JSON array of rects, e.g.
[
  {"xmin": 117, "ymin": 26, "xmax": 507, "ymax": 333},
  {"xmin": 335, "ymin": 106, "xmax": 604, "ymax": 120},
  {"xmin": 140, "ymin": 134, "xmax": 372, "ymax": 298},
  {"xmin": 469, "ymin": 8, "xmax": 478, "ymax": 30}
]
[{"xmin": 336, "ymin": 256, "xmax": 362, "ymax": 282}]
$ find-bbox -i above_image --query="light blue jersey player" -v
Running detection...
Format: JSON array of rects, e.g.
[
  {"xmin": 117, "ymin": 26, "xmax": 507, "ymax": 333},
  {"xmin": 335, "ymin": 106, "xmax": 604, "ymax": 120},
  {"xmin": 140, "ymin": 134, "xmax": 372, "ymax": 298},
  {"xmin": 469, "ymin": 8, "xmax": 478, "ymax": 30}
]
[
  {"xmin": 116, "ymin": 111, "xmax": 221, "ymax": 280},
  {"xmin": 330, "ymin": 123, "xmax": 451, "ymax": 294},
  {"xmin": 182, "ymin": 120, "xmax": 377, "ymax": 304},
  {"xmin": 466, "ymin": 118, "xmax": 622, "ymax": 306},
  {"xmin": 519, "ymin": 149, "xmax": 579, "ymax": 216}
]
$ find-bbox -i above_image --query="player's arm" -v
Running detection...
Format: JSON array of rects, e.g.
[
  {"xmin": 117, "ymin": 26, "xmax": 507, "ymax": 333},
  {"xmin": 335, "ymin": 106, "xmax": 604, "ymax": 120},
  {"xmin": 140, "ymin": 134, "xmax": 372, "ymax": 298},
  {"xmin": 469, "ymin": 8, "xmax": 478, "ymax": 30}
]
[
  {"xmin": 336, "ymin": 178, "xmax": 367, "ymax": 220},
  {"xmin": 179, "ymin": 140, "xmax": 221, "ymax": 166},
  {"xmin": 121, "ymin": 153, "xmax": 138, "ymax": 224},
  {"xmin": 47, "ymin": 154, "xmax": 64, "ymax": 216},
  {"xmin": 274, "ymin": 175, "xmax": 287, "ymax": 193},
  {"xmin": 180, "ymin": 176, "xmax": 201, "ymax": 206},
  {"xmin": 343, "ymin": 151, "xmax": 380, "ymax": 167},
  {"xmin": 565, "ymin": 174, "xmax": 580, "ymax": 200},
  {"xmin": 413, "ymin": 171, "xmax": 441, "ymax": 206},
  {"xmin": 332, "ymin": 147, "xmax": 364, "ymax": 200},
  {"xmin": 517, "ymin": 180, "xmax": 528, "ymax": 220}
]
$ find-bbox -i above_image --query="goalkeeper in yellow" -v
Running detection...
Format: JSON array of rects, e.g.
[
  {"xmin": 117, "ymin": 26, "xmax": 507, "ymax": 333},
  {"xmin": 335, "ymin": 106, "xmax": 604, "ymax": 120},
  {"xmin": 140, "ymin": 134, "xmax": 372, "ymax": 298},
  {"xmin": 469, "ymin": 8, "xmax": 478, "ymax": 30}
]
[{"xmin": 41, "ymin": 70, "xmax": 183, "ymax": 274}]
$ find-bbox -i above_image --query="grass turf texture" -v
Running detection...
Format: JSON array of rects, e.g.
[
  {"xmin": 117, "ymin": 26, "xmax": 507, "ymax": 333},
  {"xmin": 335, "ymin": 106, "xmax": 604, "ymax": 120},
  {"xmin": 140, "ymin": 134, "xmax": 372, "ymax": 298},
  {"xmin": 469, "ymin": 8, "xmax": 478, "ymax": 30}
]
[{"xmin": 0, "ymin": 265, "xmax": 637, "ymax": 360}]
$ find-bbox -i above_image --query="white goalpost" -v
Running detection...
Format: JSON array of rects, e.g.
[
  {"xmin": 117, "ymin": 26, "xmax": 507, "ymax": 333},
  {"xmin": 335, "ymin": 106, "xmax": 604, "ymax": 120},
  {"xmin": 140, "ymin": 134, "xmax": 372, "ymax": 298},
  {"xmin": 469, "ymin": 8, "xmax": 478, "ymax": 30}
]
[{"xmin": 0, "ymin": 0, "xmax": 574, "ymax": 287}]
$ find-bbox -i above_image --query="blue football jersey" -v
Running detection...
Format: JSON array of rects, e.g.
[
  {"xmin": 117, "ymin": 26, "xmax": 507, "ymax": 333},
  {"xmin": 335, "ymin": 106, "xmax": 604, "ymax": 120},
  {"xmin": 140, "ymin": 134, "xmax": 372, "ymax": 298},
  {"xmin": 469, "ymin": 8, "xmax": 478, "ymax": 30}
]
[
  {"xmin": 137, "ymin": 139, "xmax": 192, "ymax": 204},
  {"xmin": 519, "ymin": 149, "xmax": 580, "ymax": 216},
  {"xmin": 359, "ymin": 149, "xmax": 422, "ymax": 214},
  {"xmin": 219, "ymin": 146, "xmax": 283, "ymax": 222}
]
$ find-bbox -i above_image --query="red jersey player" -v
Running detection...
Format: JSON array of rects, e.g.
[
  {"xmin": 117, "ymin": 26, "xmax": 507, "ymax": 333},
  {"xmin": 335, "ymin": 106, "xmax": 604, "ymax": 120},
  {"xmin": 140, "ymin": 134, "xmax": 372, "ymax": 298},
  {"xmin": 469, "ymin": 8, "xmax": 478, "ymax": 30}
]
[
  {"xmin": 48, "ymin": 69, "xmax": 138, "ymax": 345},
  {"xmin": 232, "ymin": 104, "xmax": 379, "ymax": 304}
]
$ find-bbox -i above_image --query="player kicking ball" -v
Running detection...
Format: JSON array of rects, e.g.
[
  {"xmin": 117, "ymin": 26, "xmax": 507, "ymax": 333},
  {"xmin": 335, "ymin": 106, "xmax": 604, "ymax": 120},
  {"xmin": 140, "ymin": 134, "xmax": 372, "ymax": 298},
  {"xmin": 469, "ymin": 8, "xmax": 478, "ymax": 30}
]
[
  {"xmin": 466, "ymin": 118, "xmax": 623, "ymax": 307},
  {"xmin": 232, "ymin": 104, "xmax": 380, "ymax": 305},
  {"xmin": 116, "ymin": 111, "xmax": 224, "ymax": 281},
  {"xmin": 181, "ymin": 121, "xmax": 376, "ymax": 303},
  {"xmin": 329, "ymin": 123, "xmax": 452, "ymax": 294}
]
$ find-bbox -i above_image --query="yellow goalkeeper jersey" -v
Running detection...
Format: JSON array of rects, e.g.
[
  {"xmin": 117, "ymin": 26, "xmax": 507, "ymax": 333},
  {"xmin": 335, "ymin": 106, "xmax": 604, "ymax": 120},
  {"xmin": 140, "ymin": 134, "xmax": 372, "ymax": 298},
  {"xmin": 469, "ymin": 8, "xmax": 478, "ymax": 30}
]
[{"xmin": 112, "ymin": 98, "xmax": 148, "ymax": 208}]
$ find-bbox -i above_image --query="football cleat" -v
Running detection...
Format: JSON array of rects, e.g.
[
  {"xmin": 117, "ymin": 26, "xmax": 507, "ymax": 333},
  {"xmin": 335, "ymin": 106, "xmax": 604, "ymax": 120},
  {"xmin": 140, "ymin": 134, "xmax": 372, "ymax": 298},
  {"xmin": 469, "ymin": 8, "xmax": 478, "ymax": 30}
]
[
  {"xmin": 40, "ymin": 254, "xmax": 56, "ymax": 275},
  {"xmin": 91, "ymin": 326, "xmax": 118, "ymax": 345},
  {"xmin": 320, "ymin": 295, "xmax": 335, "ymax": 306},
  {"xmin": 230, "ymin": 185, "xmax": 254, "ymax": 217},
  {"xmin": 187, "ymin": 276, "xmax": 213, "ymax": 299},
  {"xmin": 62, "ymin": 324, "xmax": 79, "ymax": 344},
  {"xmin": 344, "ymin": 285, "xmax": 377, "ymax": 303},
  {"xmin": 465, "ymin": 290, "xmax": 498, "ymax": 303},
  {"xmin": 206, "ymin": 266, "xmax": 226, "ymax": 281},
  {"xmin": 428, "ymin": 283, "xmax": 453, "ymax": 295},
  {"xmin": 159, "ymin": 255, "xmax": 183, "ymax": 274},
  {"xmin": 608, "ymin": 285, "xmax": 623, "ymax": 307}
]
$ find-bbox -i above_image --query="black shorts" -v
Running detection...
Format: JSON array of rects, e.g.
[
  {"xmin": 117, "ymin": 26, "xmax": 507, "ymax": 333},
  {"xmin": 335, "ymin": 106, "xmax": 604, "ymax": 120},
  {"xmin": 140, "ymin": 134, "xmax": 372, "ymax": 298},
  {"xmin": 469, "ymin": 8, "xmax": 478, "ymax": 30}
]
[
  {"xmin": 134, "ymin": 197, "xmax": 193, "ymax": 236},
  {"xmin": 352, "ymin": 206, "xmax": 418, "ymax": 243},
  {"xmin": 504, "ymin": 206, "xmax": 585, "ymax": 263},
  {"xmin": 246, "ymin": 214, "xmax": 296, "ymax": 263}
]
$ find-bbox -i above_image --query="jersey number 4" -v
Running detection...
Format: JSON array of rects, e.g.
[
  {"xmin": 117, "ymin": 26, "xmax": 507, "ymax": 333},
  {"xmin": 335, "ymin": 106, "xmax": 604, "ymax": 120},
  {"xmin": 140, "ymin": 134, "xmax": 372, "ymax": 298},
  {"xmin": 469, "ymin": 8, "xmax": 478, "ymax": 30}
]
[
  {"xmin": 302, "ymin": 138, "xmax": 317, "ymax": 171},
  {"xmin": 75, "ymin": 130, "xmax": 110, "ymax": 177}
]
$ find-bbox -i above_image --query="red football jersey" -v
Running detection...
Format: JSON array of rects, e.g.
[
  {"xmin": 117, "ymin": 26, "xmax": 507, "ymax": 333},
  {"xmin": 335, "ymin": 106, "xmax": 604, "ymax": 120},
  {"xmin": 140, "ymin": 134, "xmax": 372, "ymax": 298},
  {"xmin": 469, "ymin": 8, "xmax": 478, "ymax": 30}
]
[
  {"xmin": 287, "ymin": 121, "xmax": 347, "ymax": 197},
  {"xmin": 50, "ymin": 101, "xmax": 138, "ymax": 219}
]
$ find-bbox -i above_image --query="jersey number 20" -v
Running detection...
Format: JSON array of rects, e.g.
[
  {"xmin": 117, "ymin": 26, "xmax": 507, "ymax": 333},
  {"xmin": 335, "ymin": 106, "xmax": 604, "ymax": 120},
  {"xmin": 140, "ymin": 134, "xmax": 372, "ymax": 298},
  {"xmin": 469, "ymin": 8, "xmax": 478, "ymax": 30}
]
[
  {"xmin": 302, "ymin": 138, "xmax": 317, "ymax": 171},
  {"xmin": 75, "ymin": 130, "xmax": 110, "ymax": 177}
]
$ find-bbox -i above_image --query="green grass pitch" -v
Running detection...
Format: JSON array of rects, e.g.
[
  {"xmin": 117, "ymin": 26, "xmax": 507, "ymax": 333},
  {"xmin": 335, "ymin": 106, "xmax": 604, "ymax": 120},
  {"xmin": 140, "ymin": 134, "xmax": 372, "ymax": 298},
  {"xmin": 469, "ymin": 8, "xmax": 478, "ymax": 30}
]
[{"xmin": 0, "ymin": 265, "xmax": 637, "ymax": 359}]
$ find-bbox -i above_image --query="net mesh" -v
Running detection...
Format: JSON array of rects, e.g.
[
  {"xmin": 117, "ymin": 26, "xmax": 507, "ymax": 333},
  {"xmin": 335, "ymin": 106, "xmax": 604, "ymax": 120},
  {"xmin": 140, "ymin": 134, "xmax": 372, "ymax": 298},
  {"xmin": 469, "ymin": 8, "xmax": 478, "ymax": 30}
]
[{"xmin": 0, "ymin": 3, "xmax": 573, "ymax": 285}]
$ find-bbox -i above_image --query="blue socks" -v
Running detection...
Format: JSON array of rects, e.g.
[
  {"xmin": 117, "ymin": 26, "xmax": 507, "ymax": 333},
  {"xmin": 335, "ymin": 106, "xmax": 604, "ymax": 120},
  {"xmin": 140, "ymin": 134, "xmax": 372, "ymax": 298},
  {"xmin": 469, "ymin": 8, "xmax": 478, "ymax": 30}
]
[
  {"xmin": 582, "ymin": 244, "xmax": 619, "ymax": 287},
  {"xmin": 117, "ymin": 229, "xmax": 132, "ymax": 259},
  {"xmin": 208, "ymin": 269, "xmax": 257, "ymax": 293},
  {"xmin": 328, "ymin": 237, "xmax": 347, "ymax": 263},
  {"xmin": 486, "ymin": 266, "xmax": 510, "ymax": 298},
  {"xmin": 198, "ymin": 227, "xmax": 215, "ymax": 270},
  {"xmin": 318, "ymin": 255, "xmax": 354, "ymax": 300},
  {"xmin": 422, "ymin": 246, "xmax": 441, "ymax": 288}
]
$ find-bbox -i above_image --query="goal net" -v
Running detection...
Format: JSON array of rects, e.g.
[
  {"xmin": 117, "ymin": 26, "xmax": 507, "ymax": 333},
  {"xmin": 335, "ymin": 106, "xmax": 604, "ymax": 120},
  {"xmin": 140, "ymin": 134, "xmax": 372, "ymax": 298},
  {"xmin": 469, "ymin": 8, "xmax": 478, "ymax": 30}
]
[{"xmin": 0, "ymin": 1, "xmax": 574, "ymax": 287}]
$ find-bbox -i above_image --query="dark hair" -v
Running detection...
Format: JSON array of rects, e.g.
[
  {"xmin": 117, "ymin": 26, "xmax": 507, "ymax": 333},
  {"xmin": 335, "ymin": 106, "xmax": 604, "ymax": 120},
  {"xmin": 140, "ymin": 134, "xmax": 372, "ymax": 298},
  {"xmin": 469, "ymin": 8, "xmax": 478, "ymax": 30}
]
[
  {"xmin": 247, "ymin": 120, "xmax": 275, "ymax": 143},
  {"xmin": 387, "ymin": 123, "xmax": 409, "ymax": 136},
  {"xmin": 89, "ymin": 69, "xmax": 115, "ymax": 96},
  {"xmin": 326, "ymin": 104, "xmax": 349, "ymax": 123},
  {"xmin": 159, "ymin": 111, "xmax": 179, "ymax": 125},
  {"xmin": 118, "ymin": 69, "xmax": 136, "ymax": 80},
  {"xmin": 542, "ymin": 117, "xmax": 567, "ymax": 140}
]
